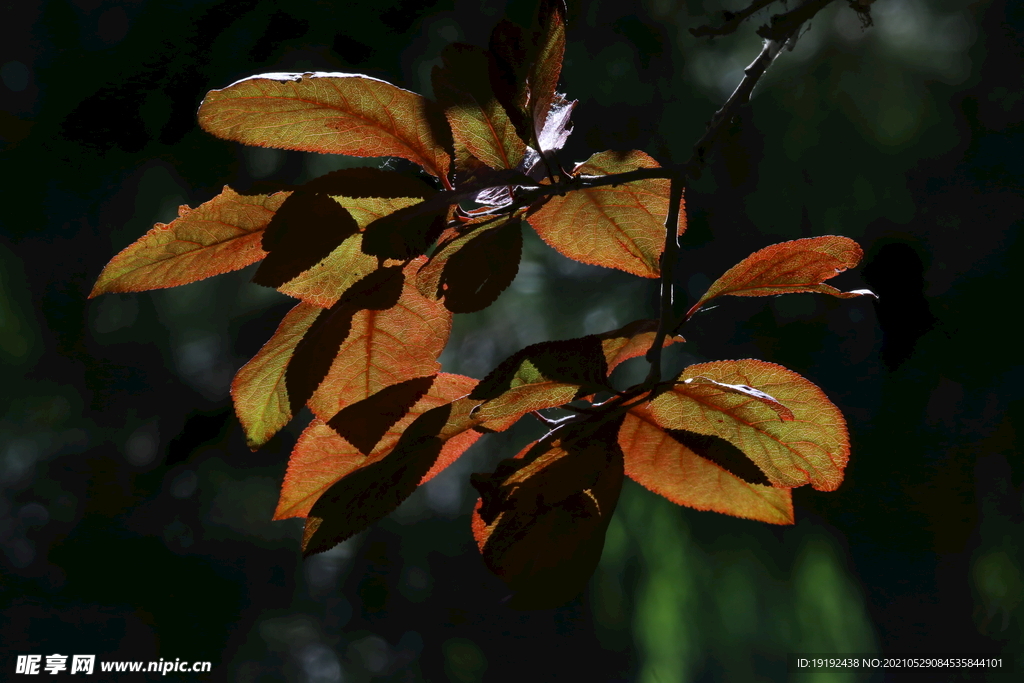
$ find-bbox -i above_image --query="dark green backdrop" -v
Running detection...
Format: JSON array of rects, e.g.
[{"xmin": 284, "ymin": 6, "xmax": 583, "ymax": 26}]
[{"xmin": 1, "ymin": 0, "xmax": 1021, "ymax": 681}]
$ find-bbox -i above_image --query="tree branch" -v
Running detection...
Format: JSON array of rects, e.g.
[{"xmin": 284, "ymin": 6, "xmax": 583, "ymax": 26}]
[
  {"xmin": 644, "ymin": 175, "xmax": 685, "ymax": 387},
  {"xmin": 690, "ymin": 0, "xmax": 784, "ymax": 38}
]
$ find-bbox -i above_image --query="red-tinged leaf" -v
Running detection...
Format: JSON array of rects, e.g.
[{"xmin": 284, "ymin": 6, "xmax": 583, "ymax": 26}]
[
  {"xmin": 432, "ymin": 43, "xmax": 527, "ymax": 173},
  {"xmin": 286, "ymin": 266, "xmax": 405, "ymax": 415},
  {"xmin": 470, "ymin": 415, "xmax": 624, "ymax": 609},
  {"xmin": 253, "ymin": 193, "xmax": 360, "ymax": 288},
  {"xmin": 197, "ymin": 72, "xmax": 452, "ymax": 181},
  {"xmin": 89, "ymin": 187, "xmax": 287, "ymax": 297},
  {"xmin": 361, "ymin": 201, "xmax": 450, "ymax": 260},
  {"xmin": 598, "ymin": 318, "xmax": 684, "ymax": 372},
  {"xmin": 231, "ymin": 301, "xmax": 320, "ymax": 449},
  {"xmin": 438, "ymin": 217, "xmax": 523, "ymax": 313},
  {"xmin": 686, "ymin": 235, "xmax": 877, "ymax": 318},
  {"xmin": 306, "ymin": 262, "xmax": 452, "ymax": 421},
  {"xmin": 648, "ymin": 359, "xmax": 849, "ymax": 491},
  {"xmin": 277, "ymin": 197, "xmax": 421, "ymax": 308},
  {"xmin": 301, "ymin": 402, "xmax": 453, "ymax": 555},
  {"xmin": 619, "ymin": 406, "xmax": 794, "ymax": 525},
  {"xmin": 525, "ymin": 150, "xmax": 684, "ymax": 278},
  {"xmin": 327, "ymin": 375, "xmax": 436, "ymax": 455},
  {"xmin": 275, "ymin": 373, "xmax": 479, "ymax": 521},
  {"xmin": 677, "ymin": 376, "xmax": 795, "ymax": 422}
]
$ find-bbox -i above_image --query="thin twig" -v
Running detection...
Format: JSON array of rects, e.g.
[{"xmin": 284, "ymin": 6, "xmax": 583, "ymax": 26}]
[
  {"xmin": 690, "ymin": 0, "xmax": 783, "ymax": 38},
  {"xmin": 644, "ymin": 175, "xmax": 684, "ymax": 386}
]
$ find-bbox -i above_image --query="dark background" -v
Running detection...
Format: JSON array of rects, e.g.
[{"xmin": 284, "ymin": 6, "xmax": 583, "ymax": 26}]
[{"xmin": 1, "ymin": 0, "xmax": 1021, "ymax": 681}]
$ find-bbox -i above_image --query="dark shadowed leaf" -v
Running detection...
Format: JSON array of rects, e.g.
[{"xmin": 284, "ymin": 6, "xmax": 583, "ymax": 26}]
[
  {"xmin": 198, "ymin": 72, "xmax": 452, "ymax": 181},
  {"xmin": 361, "ymin": 202, "xmax": 450, "ymax": 260},
  {"xmin": 275, "ymin": 373, "xmax": 480, "ymax": 520},
  {"xmin": 470, "ymin": 415, "xmax": 624, "ymax": 609},
  {"xmin": 619, "ymin": 406, "xmax": 793, "ymax": 524},
  {"xmin": 253, "ymin": 193, "xmax": 360, "ymax": 288},
  {"xmin": 302, "ymin": 167, "xmax": 435, "ymax": 199},
  {"xmin": 526, "ymin": 0, "xmax": 568, "ymax": 139},
  {"xmin": 302, "ymin": 403, "xmax": 453, "ymax": 556},
  {"xmin": 439, "ymin": 217, "xmax": 523, "ymax": 313},
  {"xmin": 432, "ymin": 43, "xmax": 527, "ymax": 173},
  {"xmin": 687, "ymin": 235, "xmax": 876, "ymax": 318},
  {"xmin": 286, "ymin": 266, "xmax": 404, "ymax": 414},
  {"xmin": 327, "ymin": 375, "xmax": 437, "ymax": 455},
  {"xmin": 470, "ymin": 336, "xmax": 609, "ymax": 402},
  {"xmin": 90, "ymin": 187, "xmax": 287, "ymax": 297},
  {"xmin": 648, "ymin": 359, "xmax": 849, "ymax": 491}
]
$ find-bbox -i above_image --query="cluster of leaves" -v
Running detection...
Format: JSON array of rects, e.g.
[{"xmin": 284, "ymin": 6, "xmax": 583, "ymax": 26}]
[{"xmin": 91, "ymin": 0, "xmax": 873, "ymax": 608}]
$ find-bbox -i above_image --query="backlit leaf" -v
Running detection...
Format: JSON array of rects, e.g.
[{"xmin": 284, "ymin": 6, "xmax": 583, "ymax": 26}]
[
  {"xmin": 277, "ymin": 196, "xmax": 421, "ymax": 308},
  {"xmin": 470, "ymin": 415, "xmax": 624, "ymax": 609},
  {"xmin": 274, "ymin": 373, "xmax": 480, "ymax": 521},
  {"xmin": 327, "ymin": 375, "xmax": 436, "ymax": 455},
  {"xmin": 648, "ymin": 359, "xmax": 849, "ymax": 491},
  {"xmin": 526, "ymin": 0, "xmax": 568, "ymax": 140},
  {"xmin": 198, "ymin": 72, "xmax": 452, "ymax": 181},
  {"xmin": 286, "ymin": 266, "xmax": 405, "ymax": 415},
  {"xmin": 253, "ymin": 192, "xmax": 360, "ymax": 288},
  {"xmin": 306, "ymin": 261, "xmax": 452, "ymax": 421},
  {"xmin": 231, "ymin": 301, "xmax": 320, "ymax": 449},
  {"xmin": 525, "ymin": 150, "xmax": 683, "ymax": 278},
  {"xmin": 432, "ymin": 43, "xmax": 527, "ymax": 173},
  {"xmin": 619, "ymin": 405, "xmax": 793, "ymax": 525},
  {"xmin": 361, "ymin": 201, "xmax": 450, "ymax": 260},
  {"xmin": 687, "ymin": 235, "xmax": 876, "ymax": 318},
  {"xmin": 90, "ymin": 187, "xmax": 287, "ymax": 297}
]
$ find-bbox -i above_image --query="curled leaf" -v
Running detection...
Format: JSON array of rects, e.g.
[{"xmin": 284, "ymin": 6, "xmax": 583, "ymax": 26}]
[
  {"xmin": 687, "ymin": 235, "xmax": 876, "ymax": 318},
  {"xmin": 90, "ymin": 187, "xmax": 287, "ymax": 297}
]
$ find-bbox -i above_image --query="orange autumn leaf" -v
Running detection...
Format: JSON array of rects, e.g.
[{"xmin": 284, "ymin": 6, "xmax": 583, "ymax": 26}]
[
  {"xmin": 306, "ymin": 260, "xmax": 452, "ymax": 420},
  {"xmin": 648, "ymin": 359, "xmax": 849, "ymax": 491},
  {"xmin": 619, "ymin": 405, "xmax": 793, "ymax": 524},
  {"xmin": 198, "ymin": 72, "xmax": 452, "ymax": 182},
  {"xmin": 274, "ymin": 373, "xmax": 480, "ymax": 520},
  {"xmin": 90, "ymin": 186, "xmax": 287, "ymax": 297},
  {"xmin": 687, "ymin": 235, "xmax": 876, "ymax": 318},
  {"xmin": 525, "ymin": 150, "xmax": 684, "ymax": 278}
]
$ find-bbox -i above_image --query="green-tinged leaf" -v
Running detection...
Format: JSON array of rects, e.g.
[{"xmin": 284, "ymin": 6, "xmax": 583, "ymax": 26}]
[
  {"xmin": 90, "ymin": 187, "xmax": 287, "ymax": 297},
  {"xmin": 198, "ymin": 72, "xmax": 452, "ymax": 181},
  {"xmin": 253, "ymin": 192, "xmax": 360, "ymax": 288},
  {"xmin": 275, "ymin": 373, "xmax": 480, "ymax": 522},
  {"xmin": 307, "ymin": 261, "xmax": 451, "ymax": 420},
  {"xmin": 648, "ymin": 359, "xmax": 849, "ymax": 491},
  {"xmin": 525, "ymin": 150, "xmax": 683, "ymax": 278},
  {"xmin": 619, "ymin": 406, "xmax": 794, "ymax": 525},
  {"xmin": 327, "ymin": 375, "xmax": 436, "ymax": 455},
  {"xmin": 470, "ymin": 415, "xmax": 624, "ymax": 609},
  {"xmin": 526, "ymin": 0, "xmax": 568, "ymax": 139},
  {"xmin": 277, "ymin": 196, "xmax": 421, "ymax": 308},
  {"xmin": 231, "ymin": 301, "xmax": 320, "ymax": 449},
  {"xmin": 432, "ymin": 43, "xmax": 527, "ymax": 173},
  {"xmin": 687, "ymin": 235, "xmax": 876, "ymax": 318}
]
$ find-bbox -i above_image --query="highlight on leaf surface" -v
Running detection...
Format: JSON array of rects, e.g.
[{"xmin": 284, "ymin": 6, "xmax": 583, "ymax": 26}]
[
  {"xmin": 619, "ymin": 406, "xmax": 794, "ymax": 525},
  {"xmin": 525, "ymin": 150, "xmax": 684, "ymax": 278},
  {"xmin": 648, "ymin": 359, "xmax": 849, "ymax": 491},
  {"xmin": 470, "ymin": 414, "xmax": 625, "ymax": 609},
  {"xmin": 90, "ymin": 187, "xmax": 287, "ymax": 298},
  {"xmin": 197, "ymin": 72, "xmax": 452, "ymax": 182},
  {"xmin": 687, "ymin": 235, "xmax": 877, "ymax": 318}
]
